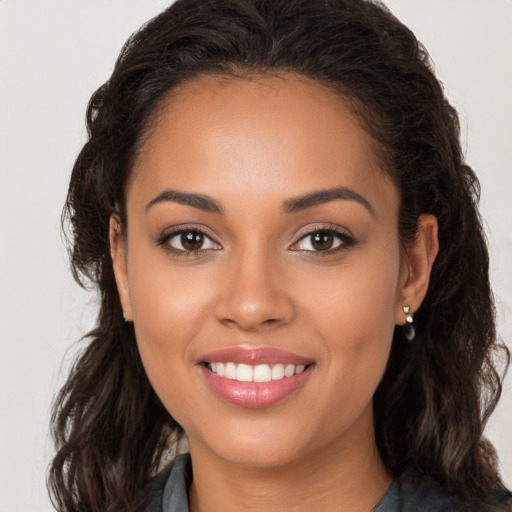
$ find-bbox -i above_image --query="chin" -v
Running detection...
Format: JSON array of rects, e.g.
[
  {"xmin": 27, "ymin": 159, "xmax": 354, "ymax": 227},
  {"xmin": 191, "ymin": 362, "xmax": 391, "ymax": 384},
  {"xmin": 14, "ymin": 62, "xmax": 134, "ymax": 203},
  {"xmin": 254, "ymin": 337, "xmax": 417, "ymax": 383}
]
[{"xmin": 186, "ymin": 414, "xmax": 341, "ymax": 470}]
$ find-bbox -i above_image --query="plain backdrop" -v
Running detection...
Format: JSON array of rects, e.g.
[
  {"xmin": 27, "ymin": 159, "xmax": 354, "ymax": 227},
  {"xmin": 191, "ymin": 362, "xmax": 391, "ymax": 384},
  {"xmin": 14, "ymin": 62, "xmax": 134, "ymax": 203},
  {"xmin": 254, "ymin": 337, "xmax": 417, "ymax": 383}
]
[{"xmin": 0, "ymin": 1, "xmax": 511, "ymax": 511}]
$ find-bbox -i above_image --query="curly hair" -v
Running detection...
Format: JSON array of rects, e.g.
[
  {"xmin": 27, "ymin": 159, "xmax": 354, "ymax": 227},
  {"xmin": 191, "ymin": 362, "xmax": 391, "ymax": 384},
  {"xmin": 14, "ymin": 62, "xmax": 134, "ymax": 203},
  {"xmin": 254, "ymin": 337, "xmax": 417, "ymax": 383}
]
[{"xmin": 48, "ymin": 1, "xmax": 511, "ymax": 511}]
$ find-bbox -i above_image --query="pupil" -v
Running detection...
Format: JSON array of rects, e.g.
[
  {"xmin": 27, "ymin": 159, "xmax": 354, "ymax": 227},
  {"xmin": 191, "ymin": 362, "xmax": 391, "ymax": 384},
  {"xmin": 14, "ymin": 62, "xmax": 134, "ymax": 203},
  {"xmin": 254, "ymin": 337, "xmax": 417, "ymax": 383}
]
[
  {"xmin": 181, "ymin": 232, "xmax": 204, "ymax": 250},
  {"xmin": 312, "ymin": 232, "xmax": 333, "ymax": 251}
]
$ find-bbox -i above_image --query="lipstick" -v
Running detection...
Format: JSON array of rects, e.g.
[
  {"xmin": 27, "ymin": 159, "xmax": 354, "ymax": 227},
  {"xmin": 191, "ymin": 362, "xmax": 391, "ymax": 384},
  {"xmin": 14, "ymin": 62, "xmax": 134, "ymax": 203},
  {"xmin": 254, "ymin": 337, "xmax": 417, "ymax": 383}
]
[{"xmin": 199, "ymin": 347, "xmax": 314, "ymax": 408}]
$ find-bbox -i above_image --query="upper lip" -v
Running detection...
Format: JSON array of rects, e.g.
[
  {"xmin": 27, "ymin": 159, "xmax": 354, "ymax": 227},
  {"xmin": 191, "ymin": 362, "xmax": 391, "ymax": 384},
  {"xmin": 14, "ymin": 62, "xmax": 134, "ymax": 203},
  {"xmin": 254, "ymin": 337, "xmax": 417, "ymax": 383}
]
[{"xmin": 199, "ymin": 346, "xmax": 313, "ymax": 366}]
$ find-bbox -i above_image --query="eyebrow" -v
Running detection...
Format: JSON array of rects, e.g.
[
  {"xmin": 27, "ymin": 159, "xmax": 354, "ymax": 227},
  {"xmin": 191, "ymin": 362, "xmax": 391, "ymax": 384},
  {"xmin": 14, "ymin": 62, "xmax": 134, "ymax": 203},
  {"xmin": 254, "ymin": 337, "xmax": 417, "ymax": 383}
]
[
  {"xmin": 282, "ymin": 186, "xmax": 375, "ymax": 217},
  {"xmin": 145, "ymin": 186, "xmax": 374, "ymax": 217},
  {"xmin": 145, "ymin": 189, "xmax": 223, "ymax": 214}
]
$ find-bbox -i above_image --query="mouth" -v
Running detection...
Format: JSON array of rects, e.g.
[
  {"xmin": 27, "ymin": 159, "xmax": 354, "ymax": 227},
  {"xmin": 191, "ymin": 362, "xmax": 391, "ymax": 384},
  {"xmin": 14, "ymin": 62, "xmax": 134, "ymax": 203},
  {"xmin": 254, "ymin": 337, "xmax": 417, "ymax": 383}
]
[{"xmin": 198, "ymin": 347, "xmax": 315, "ymax": 408}]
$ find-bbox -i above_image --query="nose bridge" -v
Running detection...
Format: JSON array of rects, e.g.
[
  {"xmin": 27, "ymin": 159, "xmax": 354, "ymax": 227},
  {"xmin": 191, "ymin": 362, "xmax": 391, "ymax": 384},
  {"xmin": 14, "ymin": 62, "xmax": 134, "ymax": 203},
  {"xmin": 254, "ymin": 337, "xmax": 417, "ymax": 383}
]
[{"xmin": 215, "ymin": 240, "xmax": 293, "ymax": 331}]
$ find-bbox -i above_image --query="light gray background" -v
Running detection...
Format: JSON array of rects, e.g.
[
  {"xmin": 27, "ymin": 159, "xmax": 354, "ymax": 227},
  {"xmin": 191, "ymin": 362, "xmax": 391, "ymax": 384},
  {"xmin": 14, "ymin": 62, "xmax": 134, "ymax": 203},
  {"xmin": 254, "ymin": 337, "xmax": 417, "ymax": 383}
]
[{"xmin": 1, "ymin": 1, "xmax": 511, "ymax": 511}]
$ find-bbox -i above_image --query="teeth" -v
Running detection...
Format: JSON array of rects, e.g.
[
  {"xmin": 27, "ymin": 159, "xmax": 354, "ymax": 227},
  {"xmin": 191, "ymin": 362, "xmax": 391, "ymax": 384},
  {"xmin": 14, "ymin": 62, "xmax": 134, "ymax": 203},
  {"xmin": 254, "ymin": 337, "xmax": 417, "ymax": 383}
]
[
  {"xmin": 284, "ymin": 364, "xmax": 295, "ymax": 377},
  {"xmin": 271, "ymin": 364, "xmax": 285, "ymax": 380},
  {"xmin": 236, "ymin": 363, "xmax": 253, "ymax": 382},
  {"xmin": 254, "ymin": 364, "xmax": 271, "ymax": 382},
  {"xmin": 208, "ymin": 362, "xmax": 308, "ymax": 382},
  {"xmin": 225, "ymin": 362, "xmax": 237, "ymax": 380}
]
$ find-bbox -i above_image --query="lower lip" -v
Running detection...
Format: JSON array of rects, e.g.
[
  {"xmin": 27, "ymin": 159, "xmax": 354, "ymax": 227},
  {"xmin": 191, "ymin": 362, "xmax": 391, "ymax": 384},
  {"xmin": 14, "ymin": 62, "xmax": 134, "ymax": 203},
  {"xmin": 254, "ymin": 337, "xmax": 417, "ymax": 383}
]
[{"xmin": 200, "ymin": 365, "xmax": 314, "ymax": 408}]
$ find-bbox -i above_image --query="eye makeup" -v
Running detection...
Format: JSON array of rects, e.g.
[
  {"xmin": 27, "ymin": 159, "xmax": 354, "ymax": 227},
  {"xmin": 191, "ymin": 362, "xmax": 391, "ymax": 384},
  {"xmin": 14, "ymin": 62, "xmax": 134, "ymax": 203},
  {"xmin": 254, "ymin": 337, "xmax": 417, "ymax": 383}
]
[
  {"xmin": 156, "ymin": 225, "xmax": 221, "ymax": 258},
  {"xmin": 155, "ymin": 221, "xmax": 356, "ymax": 260}
]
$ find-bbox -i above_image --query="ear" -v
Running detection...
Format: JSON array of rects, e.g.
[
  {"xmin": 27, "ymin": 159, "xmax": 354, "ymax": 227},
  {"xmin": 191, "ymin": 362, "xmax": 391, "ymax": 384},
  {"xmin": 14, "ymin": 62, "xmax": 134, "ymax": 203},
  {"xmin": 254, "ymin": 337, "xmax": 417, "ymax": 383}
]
[
  {"xmin": 109, "ymin": 215, "xmax": 133, "ymax": 321},
  {"xmin": 395, "ymin": 214, "xmax": 439, "ymax": 325}
]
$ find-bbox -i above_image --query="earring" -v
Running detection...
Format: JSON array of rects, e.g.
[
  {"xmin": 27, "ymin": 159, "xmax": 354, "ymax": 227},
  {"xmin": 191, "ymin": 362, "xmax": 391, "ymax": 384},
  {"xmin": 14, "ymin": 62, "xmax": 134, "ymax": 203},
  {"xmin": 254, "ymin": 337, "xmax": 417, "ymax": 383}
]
[{"xmin": 403, "ymin": 305, "xmax": 415, "ymax": 341}]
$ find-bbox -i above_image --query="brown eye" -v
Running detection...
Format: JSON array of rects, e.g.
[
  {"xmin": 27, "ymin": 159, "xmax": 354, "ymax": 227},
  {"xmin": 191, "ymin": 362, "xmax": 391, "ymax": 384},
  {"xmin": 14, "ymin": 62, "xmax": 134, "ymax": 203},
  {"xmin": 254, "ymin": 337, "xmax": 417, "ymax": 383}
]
[
  {"xmin": 164, "ymin": 230, "xmax": 220, "ymax": 253},
  {"xmin": 181, "ymin": 231, "xmax": 204, "ymax": 251},
  {"xmin": 311, "ymin": 232, "xmax": 335, "ymax": 251},
  {"xmin": 290, "ymin": 228, "xmax": 354, "ymax": 253}
]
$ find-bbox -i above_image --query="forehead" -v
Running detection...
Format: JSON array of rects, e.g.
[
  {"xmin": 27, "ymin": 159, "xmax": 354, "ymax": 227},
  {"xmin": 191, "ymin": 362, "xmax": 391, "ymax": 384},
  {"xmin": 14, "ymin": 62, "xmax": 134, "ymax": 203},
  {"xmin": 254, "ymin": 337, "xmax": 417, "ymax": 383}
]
[{"xmin": 129, "ymin": 74, "xmax": 398, "ymax": 217}]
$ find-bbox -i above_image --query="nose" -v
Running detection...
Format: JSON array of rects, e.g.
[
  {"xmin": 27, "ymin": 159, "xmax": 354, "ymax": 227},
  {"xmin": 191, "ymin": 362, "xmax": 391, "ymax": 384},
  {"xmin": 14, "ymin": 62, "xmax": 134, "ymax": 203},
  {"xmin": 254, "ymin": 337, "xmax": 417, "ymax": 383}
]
[{"xmin": 214, "ymin": 248, "xmax": 294, "ymax": 332}]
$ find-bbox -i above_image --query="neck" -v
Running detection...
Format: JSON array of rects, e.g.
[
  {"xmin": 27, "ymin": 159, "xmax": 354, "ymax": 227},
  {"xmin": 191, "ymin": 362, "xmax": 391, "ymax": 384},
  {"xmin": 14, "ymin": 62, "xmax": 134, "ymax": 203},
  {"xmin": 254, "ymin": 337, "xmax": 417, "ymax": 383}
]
[{"xmin": 188, "ymin": 410, "xmax": 392, "ymax": 512}]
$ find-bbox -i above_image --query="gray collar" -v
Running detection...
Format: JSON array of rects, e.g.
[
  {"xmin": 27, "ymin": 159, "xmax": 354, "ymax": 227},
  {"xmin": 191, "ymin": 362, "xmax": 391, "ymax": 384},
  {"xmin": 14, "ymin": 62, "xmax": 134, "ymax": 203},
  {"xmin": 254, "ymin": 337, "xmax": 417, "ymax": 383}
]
[
  {"xmin": 145, "ymin": 454, "xmax": 466, "ymax": 512},
  {"xmin": 146, "ymin": 454, "xmax": 191, "ymax": 512}
]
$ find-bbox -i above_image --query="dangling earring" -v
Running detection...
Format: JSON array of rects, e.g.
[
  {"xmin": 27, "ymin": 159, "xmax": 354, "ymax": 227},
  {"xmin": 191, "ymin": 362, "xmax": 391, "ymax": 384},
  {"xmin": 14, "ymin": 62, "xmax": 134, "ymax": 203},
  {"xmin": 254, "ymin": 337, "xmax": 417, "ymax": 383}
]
[{"xmin": 403, "ymin": 305, "xmax": 415, "ymax": 341}]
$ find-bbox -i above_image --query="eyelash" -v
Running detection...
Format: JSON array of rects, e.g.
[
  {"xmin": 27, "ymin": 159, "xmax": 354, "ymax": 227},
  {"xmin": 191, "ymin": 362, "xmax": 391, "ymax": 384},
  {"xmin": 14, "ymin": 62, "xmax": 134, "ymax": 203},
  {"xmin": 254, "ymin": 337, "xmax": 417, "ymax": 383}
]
[
  {"xmin": 156, "ymin": 225, "xmax": 355, "ymax": 258},
  {"xmin": 156, "ymin": 226, "xmax": 221, "ymax": 258},
  {"xmin": 291, "ymin": 225, "xmax": 355, "ymax": 256}
]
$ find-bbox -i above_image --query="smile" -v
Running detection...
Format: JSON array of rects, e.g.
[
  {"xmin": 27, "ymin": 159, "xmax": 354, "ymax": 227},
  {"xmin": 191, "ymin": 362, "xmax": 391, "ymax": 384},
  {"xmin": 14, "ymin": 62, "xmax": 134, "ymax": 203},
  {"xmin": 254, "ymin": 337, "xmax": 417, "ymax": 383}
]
[
  {"xmin": 207, "ymin": 362, "xmax": 307, "ymax": 382},
  {"xmin": 199, "ymin": 347, "xmax": 314, "ymax": 408}
]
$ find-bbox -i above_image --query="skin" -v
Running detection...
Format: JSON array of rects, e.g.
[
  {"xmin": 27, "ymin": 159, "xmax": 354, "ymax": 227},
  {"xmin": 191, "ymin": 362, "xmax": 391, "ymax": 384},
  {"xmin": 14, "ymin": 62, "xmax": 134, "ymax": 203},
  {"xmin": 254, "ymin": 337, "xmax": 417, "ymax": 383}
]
[{"xmin": 110, "ymin": 75, "xmax": 438, "ymax": 512}]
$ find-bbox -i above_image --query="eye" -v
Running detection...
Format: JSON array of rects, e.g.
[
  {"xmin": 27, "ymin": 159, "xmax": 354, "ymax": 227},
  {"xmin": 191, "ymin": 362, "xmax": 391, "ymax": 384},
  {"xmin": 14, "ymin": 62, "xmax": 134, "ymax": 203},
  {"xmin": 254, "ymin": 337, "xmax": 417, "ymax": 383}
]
[
  {"xmin": 290, "ymin": 228, "xmax": 354, "ymax": 253},
  {"xmin": 158, "ymin": 229, "xmax": 221, "ymax": 254}
]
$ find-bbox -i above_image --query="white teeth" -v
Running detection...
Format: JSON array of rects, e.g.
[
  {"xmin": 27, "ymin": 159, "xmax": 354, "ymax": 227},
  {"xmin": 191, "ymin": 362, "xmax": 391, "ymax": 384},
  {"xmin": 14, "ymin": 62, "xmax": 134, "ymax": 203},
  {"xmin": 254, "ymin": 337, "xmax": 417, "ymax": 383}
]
[
  {"xmin": 295, "ymin": 365, "xmax": 305, "ymax": 375},
  {"xmin": 271, "ymin": 364, "xmax": 285, "ymax": 380},
  {"xmin": 208, "ymin": 362, "xmax": 308, "ymax": 382},
  {"xmin": 225, "ymin": 362, "xmax": 237, "ymax": 380},
  {"xmin": 254, "ymin": 364, "xmax": 272, "ymax": 382},
  {"xmin": 236, "ymin": 363, "xmax": 253, "ymax": 382},
  {"xmin": 284, "ymin": 364, "xmax": 295, "ymax": 377}
]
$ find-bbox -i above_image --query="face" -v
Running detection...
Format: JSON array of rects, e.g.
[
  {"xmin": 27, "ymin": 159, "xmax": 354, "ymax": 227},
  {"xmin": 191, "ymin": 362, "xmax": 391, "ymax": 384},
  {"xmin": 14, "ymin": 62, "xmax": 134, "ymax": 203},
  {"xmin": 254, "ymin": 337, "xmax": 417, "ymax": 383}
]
[{"xmin": 112, "ymin": 75, "xmax": 434, "ymax": 469}]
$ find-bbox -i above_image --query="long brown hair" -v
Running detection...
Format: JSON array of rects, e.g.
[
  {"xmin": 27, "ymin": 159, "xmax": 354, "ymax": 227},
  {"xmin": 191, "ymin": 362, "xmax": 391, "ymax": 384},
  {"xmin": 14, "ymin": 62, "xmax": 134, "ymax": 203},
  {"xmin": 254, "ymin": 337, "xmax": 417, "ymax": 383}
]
[{"xmin": 49, "ymin": 1, "xmax": 511, "ymax": 510}]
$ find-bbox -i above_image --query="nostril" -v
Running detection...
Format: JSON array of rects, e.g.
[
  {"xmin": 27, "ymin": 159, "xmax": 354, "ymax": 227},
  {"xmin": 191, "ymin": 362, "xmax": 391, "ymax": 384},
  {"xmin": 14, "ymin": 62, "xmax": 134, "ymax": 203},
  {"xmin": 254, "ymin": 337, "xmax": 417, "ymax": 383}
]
[{"xmin": 215, "ymin": 291, "xmax": 294, "ymax": 331}]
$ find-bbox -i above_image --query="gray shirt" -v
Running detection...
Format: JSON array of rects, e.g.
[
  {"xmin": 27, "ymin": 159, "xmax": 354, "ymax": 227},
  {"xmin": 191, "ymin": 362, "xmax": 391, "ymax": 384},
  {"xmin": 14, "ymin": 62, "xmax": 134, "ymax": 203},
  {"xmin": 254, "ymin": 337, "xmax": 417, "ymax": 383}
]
[{"xmin": 145, "ymin": 454, "xmax": 466, "ymax": 512}]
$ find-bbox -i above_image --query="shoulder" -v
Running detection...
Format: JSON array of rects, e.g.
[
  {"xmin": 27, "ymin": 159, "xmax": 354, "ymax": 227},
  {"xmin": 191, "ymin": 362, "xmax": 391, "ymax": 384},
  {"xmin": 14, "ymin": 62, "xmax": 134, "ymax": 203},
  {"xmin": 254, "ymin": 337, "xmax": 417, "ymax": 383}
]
[
  {"xmin": 145, "ymin": 454, "xmax": 192, "ymax": 512},
  {"xmin": 373, "ymin": 469, "xmax": 467, "ymax": 512}
]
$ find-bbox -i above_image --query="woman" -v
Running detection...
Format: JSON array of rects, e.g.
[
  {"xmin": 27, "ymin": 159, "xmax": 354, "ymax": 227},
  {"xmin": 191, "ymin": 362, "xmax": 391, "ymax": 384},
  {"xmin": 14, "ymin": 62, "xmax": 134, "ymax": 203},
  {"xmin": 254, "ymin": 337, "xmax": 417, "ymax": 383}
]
[{"xmin": 48, "ymin": 0, "xmax": 511, "ymax": 511}]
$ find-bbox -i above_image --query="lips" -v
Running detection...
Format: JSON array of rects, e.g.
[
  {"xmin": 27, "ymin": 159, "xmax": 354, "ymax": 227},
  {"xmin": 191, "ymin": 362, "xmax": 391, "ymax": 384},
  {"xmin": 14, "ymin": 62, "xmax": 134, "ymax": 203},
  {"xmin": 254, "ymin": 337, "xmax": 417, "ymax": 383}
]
[
  {"xmin": 200, "ymin": 346, "xmax": 311, "ymax": 366},
  {"xmin": 199, "ymin": 347, "xmax": 314, "ymax": 408}
]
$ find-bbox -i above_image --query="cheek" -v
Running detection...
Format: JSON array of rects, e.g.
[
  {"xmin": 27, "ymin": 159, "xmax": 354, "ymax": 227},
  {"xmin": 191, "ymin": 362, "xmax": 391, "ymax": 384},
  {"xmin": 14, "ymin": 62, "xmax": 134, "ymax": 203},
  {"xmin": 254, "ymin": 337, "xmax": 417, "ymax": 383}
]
[
  {"xmin": 299, "ymin": 244, "xmax": 400, "ymax": 396},
  {"xmin": 301, "ymin": 242, "xmax": 400, "ymax": 329},
  {"xmin": 125, "ymin": 245, "xmax": 214, "ymax": 406},
  {"xmin": 127, "ymin": 235, "xmax": 212, "ymax": 338}
]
